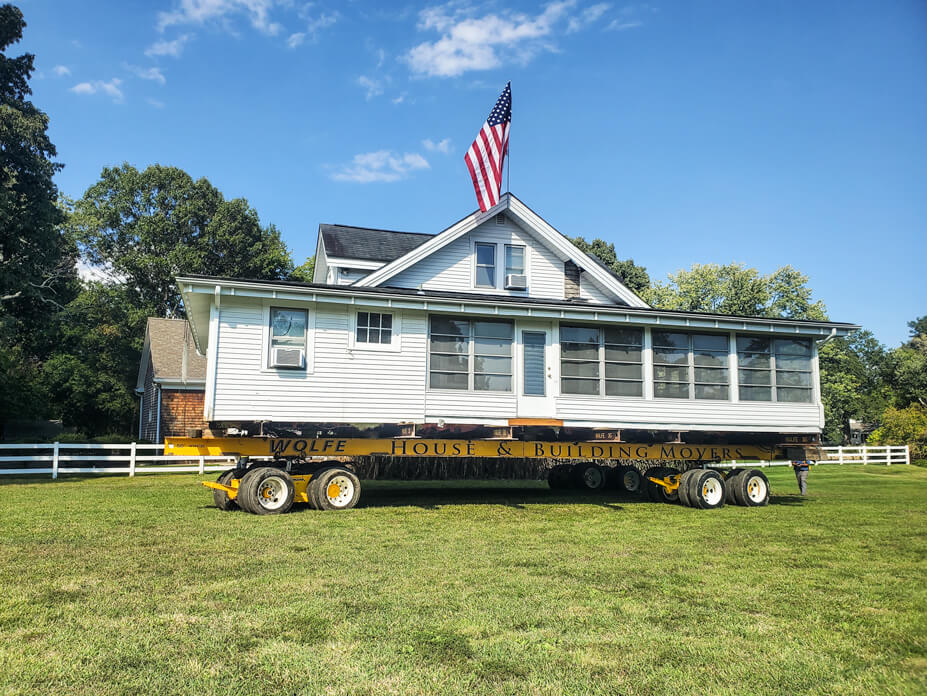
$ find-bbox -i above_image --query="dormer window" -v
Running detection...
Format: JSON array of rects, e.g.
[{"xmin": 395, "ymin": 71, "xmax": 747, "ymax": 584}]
[{"xmin": 475, "ymin": 242, "xmax": 496, "ymax": 288}]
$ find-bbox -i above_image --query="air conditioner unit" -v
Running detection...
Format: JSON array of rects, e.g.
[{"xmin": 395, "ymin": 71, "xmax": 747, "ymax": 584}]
[
  {"xmin": 505, "ymin": 273, "xmax": 527, "ymax": 290},
  {"xmin": 271, "ymin": 347, "xmax": 305, "ymax": 369}
]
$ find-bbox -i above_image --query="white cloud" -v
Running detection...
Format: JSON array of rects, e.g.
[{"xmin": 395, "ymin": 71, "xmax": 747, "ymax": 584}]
[
  {"xmin": 567, "ymin": 3, "xmax": 610, "ymax": 33},
  {"xmin": 52, "ymin": 65, "xmax": 71, "ymax": 77},
  {"xmin": 375, "ymin": 48, "xmax": 386, "ymax": 69},
  {"xmin": 69, "ymin": 78, "xmax": 124, "ymax": 103},
  {"xmin": 331, "ymin": 150, "xmax": 430, "ymax": 183},
  {"xmin": 406, "ymin": 1, "xmax": 579, "ymax": 77},
  {"xmin": 287, "ymin": 10, "xmax": 338, "ymax": 47},
  {"xmin": 126, "ymin": 64, "xmax": 167, "ymax": 85},
  {"xmin": 157, "ymin": 0, "xmax": 282, "ymax": 35},
  {"xmin": 147, "ymin": 97, "xmax": 166, "ymax": 109},
  {"xmin": 145, "ymin": 34, "xmax": 193, "ymax": 57},
  {"xmin": 392, "ymin": 92, "xmax": 407, "ymax": 104},
  {"xmin": 606, "ymin": 17, "xmax": 641, "ymax": 30},
  {"xmin": 606, "ymin": 4, "xmax": 649, "ymax": 31},
  {"xmin": 357, "ymin": 75, "xmax": 384, "ymax": 100},
  {"xmin": 287, "ymin": 31, "xmax": 305, "ymax": 48},
  {"xmin": 422, "ymin": 138, "xmax": 452, "ymax": 154}
]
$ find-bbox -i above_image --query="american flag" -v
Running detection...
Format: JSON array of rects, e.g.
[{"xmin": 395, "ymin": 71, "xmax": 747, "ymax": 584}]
[{"xmin": 465, "ymin": 82, "xmax": 511, "ymax": 212}]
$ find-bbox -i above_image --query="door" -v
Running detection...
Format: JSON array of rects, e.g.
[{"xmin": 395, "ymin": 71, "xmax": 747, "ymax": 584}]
[{"xmin": 517, "ymin": 322, "xmax": 555, "ymax": 417}]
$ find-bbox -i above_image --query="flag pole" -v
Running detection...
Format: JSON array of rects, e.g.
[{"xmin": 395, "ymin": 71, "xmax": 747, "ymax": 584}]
[{"xmin": 506, "ymin": 81, "xmax": 511, "ymax": 193}]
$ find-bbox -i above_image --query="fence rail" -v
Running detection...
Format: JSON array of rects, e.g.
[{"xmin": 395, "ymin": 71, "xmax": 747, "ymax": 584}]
[{"xmin": 0, "ymin": 442, "xmax": 912, "ymax": 479}]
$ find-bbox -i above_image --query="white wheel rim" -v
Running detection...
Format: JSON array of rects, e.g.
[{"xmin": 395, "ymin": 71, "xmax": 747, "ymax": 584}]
[
  {"xmin": 583, "ymin": 467, "xmax": 603, "ymax": 488},
  {"xmin": 623, "ymin": 471, "xmax": 639, "ymax": 490},
  {"xmin": 325, "ymin": 475, "xmax": 355, "ymax": 507},
  {"xmin": 746, "ymin": 476, "xmax": 767, "ymax": 503},
  {"xmin": 701, "ymin": 477, "xmax": 723, "ymax": 506},
  {"xmin": 256, "ymin": 476, "xmax": 289, "ymax": 510}
]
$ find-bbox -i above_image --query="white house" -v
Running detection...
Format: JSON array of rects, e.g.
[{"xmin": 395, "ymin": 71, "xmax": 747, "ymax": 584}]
[{"xmin": 177, "ymin": 193, "xmax": 857, "ymax": 439}]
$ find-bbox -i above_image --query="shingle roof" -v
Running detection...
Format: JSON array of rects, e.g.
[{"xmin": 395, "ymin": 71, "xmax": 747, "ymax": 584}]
[
  {"xmin": 320, "ymin": 224, "xmax": 432, "ymax": 263},
  {"xmin": 146, "ymin": 318, "xmax": 206, "ymax": 383}
]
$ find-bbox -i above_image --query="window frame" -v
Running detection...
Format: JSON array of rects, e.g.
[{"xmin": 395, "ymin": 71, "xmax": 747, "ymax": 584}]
[
  {"xmin": 736, "ymin": 334, "xmax": 814, "ymax": 403},
  {"xmin": 348, "ymin": 310, "xmax": 401, "ymax": 352},
  {"xmin": 428, "ymin": 315, "xmax": 514, "ymax": 392},
  {"xmin": 652, "ymin": 330, "xmax": 731, "ymax": 400},
  {"xmin": 474, "ymin": 242, "xmax": 497, "ymax": 289},
  {"xmin": 559, "ymin": 324, "xmax": 644, "ymax": 398},
  {"xmin": 262, "ymin": 303, "xmax": 315, "ymax": 374},
  {"xmin": 504, "ymin": 243, "xmax": 526, "ymax": 276}
]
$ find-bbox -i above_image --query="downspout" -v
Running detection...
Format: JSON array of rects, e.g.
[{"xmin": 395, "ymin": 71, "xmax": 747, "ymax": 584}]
[{"xmin": 156, "ymin": 386, "xmax": 162, "ymax": 443}]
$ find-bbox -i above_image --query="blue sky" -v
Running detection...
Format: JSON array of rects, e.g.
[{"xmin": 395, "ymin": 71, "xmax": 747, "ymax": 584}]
[{"xmin": 16, "ymin": 0, "xmax": 927, "ymax": 347}]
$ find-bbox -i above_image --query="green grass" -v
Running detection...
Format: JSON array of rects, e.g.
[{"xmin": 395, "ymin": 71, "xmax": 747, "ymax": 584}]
[{"xmin": 1, "ymin": 466, "xmax": 925, "ymax": 695}]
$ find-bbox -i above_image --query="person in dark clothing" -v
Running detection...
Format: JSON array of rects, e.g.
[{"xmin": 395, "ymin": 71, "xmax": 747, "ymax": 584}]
[{"xmin": 792, "ymin": 460, "xmax": 811, "ymax": 495}]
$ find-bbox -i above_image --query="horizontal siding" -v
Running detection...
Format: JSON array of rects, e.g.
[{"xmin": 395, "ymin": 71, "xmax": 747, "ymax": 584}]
[
  {"xmin": 389, "ymin": 217, "xmax": 617, "ymax": 304},
  {"xmin": 425, "ymin": 391, "xmax": 517, "ymax": 420}
]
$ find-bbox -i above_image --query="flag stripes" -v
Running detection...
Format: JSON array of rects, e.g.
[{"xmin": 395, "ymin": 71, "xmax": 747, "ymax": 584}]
[{"xmin": 465, "ymin": 82, "xmax": 511, "ymax": 212}]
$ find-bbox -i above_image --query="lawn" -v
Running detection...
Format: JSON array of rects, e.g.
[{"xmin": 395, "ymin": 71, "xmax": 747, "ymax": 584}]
[{"xmin": 1, "ymin": 466, "xmax": 925, "ymax": 695}]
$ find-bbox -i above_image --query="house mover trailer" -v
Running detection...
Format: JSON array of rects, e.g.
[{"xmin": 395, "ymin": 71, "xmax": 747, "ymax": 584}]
[{"xmin": 164, "ymin": 193, "xmax": 858, "ymax": 513}]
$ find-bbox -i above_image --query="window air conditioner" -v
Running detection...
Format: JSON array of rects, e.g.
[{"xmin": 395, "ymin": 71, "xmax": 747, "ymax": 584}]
[
  {"xmin": 271, "ymin": 347, "xmax": 305, "ymax": 369},
  {"xmin": 505, "ymin": 273, "xmax": 527, "ymax": 290}
]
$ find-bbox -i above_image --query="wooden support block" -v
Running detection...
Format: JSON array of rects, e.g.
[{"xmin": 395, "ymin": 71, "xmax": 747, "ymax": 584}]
[
  {"xmin": 397, "ymin": 423, "xmax": 419, "ymax": 439},
  {"xmin": 593, "ymin": 429, "xmax": 623, "ymax": 442},
  {"xmin": 489, "ymin": 426, "xmax": 514, "ymax": 440}
]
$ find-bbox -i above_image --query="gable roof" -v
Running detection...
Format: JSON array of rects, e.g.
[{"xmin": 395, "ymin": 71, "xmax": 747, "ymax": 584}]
[
  {"xmin": 319, "ymin": 224, "xmax": 432, "ymax": 263},
  {"xmin": 135, "ymin": 318, "xmax": 206, "ymax": 392},
  {"xmin": 354, "ymin": 193, "xmax": 650, "ymax": 308}
]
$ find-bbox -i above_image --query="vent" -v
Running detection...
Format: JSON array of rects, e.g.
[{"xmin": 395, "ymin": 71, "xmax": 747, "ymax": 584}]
[
  {"xmin": 495, "ymin": 213, "xmax": 505, "ymax": 225},
  {"xmin": 505, "ymin": 273, "xmax": 527, "ymax": 290},
  {"xmin": 271, "ymin": 347, "xmax": 305, "ymax": 369},
  {"xmin": 564, "ymin": 260, "xmax": 581, "ymax": 299}
]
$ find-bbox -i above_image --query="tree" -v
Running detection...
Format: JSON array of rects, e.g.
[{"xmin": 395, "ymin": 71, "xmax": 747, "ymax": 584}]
[
  {"xmin": 868, "ymin": 405, "xmax": 927, "ymax": 461},
  {"xmin": 72, "ymin": 163, "xmax": 293, "ymax": 317},
  {"xmin": 646, "ymin": 263, "xmax": 827, "ymax": 320},
  {"xmin": 0, "ymin": 4, "xmax": 73, "ymax": 308},
  {"xmin": 908, "ymin": 316, "xmax": 927, "ymax": 339},
  {"xmin": 571, "ymin": 237, "xmax": 650, "ymax": 294},
  {"xmin": 291, "ymin": 255, "xmax": 315, "ymax": 283}
]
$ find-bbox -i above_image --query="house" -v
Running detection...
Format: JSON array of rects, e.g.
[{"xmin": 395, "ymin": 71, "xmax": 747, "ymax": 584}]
[
  {"xmin": 136, "ymin": 318, "xmax": 207, "ymax": 441},
  {"xmin": 176, "ymin": 193, "xmax": 858, "ymax": 441}
]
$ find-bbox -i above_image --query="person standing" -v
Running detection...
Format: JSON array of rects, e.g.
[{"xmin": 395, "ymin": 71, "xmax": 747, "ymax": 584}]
[{"xmin": 792, "ymin": 460, "xmax": 811, "ymax": 495}]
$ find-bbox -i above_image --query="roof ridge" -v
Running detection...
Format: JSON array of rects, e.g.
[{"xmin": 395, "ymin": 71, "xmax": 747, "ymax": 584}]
[{"xmin": 321, "ymin": 223, "xmax": 433, "ymax": 237}]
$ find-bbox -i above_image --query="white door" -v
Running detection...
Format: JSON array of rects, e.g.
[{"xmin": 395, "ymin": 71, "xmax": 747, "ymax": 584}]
[{"xmin": 517, "ymin": 322, "xmax": 555, "ymax": 417}]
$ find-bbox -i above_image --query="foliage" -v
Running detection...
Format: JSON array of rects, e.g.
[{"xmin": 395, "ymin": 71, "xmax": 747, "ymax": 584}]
[
  {"xmin": 291, "ymin": 254, "xmax": 315, "ymax": 283},
  {"xmin": 571, "ymin": 236, "xmax": 650, "ymax": 294},
  {"xmin": 868, "ymin": 405, "xmax": 927, "ymax": 460},
  {"xmin": 907, "ymin": 316, "xmax": 927, "ymax": 339},
  {"xmin": 71, "ymin": 163, "xmax": 293, "ymax": 317},
  {"xmin": 0, "ymin": 4, "xmax": 74, "ymax": 310},
  {"xmin": 818, "ymin": 330, "xmax": 890, "ymax": 444},
  {"xmin": 647, "ymin": 263, "xmax": 828, "ymax": 320},
  {"xmin": 1, "ymin": 469, "xmax": 925, "ymax": 695},
  {"xmin": 883, "ymin": 338, "xmax": 927, "ymax": 409}
]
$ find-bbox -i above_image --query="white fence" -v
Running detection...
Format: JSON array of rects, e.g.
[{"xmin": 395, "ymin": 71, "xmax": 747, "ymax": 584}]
[
  {"xmin": 821, "ymin": 445, "xmax": 910, "ymax": 466},
  {"xmin": 0, "ymin": 442, "xmax": 237, "ymax": 478}
]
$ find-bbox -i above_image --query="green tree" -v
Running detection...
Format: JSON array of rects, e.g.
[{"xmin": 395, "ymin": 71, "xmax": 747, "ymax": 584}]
[
  {"xmin": 907, "ymin": 316, "xmax": 927, "ymax": 339},
  {"xmin": 0, "ymin": 4, "xmax": 73, "ymax": 309},
  {"xmin": 291, "ymin": 255, "xmax": 315, "ymax": 283},
  {"xmin": 883, "ymin": 337, "xmax": 927, "ymax": 408},
  {"xmin": 646, "ymin": 263, "xmax": 827, "ymax": 320},
  {"xmin": 868, "ymin": 405, "xmax": 927, "ymax": 461},
  {"xmin": 72, "ymin": 163, "xmax": 293, "ymax": 317},
  {"xmin": 571, "ymin": 237, "xmax": 650, "ymax": 295}
]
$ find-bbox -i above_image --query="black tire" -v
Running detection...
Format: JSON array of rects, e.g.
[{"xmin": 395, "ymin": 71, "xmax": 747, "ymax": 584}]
[
  {"xmin": 617, "ymin": 466, "xmax": 643, "ymax": 494},
  {"xmin": 213, "ymin": 469, "xmax": 240, "ymax": 511},
  {"xmin": 725, "ymin": 469, "xmax": 745, "ymax": 505},
  {"xmin": 730, "ymin": 469, "xmax": 770, "ymax": 507},
  {"xmin": 645, "ymin": 467, "xmax": 680, "ymax": 504},
  {"xmin": 643, "ymin": 467, "xmax": 667, "ymax": 502},
  {"xmin": 238, "ymin": 467, "xmax": 295, "ymax": 515},
  {"xmin": 678, "ymin": 469, "xmax": 697, "ymax": 507},
  {"xmin": 310, "ymin": 467, "xmax": 361, "ymax": 511},
  {"xmin": 687, "ymin": 469, "xmax": 726, "ymax": 510},
  {"xmin": 547, "ymin": 464, "xmax": 573, "ymax": 490},
  {"xmin": 573, "ymin": 463, "xmax": 607, "ymax": 491}
]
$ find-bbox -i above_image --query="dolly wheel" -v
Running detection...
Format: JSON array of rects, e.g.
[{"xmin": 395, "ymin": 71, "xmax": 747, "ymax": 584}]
[
  {"xmin": 239, "ymin": 467, "xmax": 295, "ymax": 515},
  {"xmin": 687, "ymin": 469, "xmax": 726, "ymax": 510},
  {"xmin": 730, "ymin": 469, "xmax": 770, "ymax": 507},
  {"xmin": 311, "ymin": 468, "xmax": 361, "ymax": 511},
  {"xmin": 573, "ymin": 463, "xmax": 606, "ymax": 491},
  {"xmin": 213, "ymin": 469, "xmax": 240, "ymax": 511},
  {"xmin": 618, "ymin": 466, "xmax": 642, "ymax": 494}
]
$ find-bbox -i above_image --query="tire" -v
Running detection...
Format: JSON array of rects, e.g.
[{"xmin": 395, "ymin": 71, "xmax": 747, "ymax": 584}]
[
  {"xmin": 645, "ymin": 467, "xmax": 680, "ymax": 504},
  {"xmin": 213, "ymin": 469, "xmax": 240, "ymax": 511},
  {"xmin": 724, "ymin": 469, "xmax": 744, "ymax": 505},
  {"xmin": 310, "ymin": 467, "xmax": 361, "ymax": 511},
  {"xmin": 573, "ymin": 463, "xmax": 607, "ymax": 491},
  {"xmin": 238, "ymin": 467, "xmax": 295, "ymax": 515},
  {"xmin": 547, "ymin": 464, "xmax": 573, "ymax": 490},
  {"xmin": 617, "ymin": 466, "xmax": 642, "ymax": 494},
  {"xmin": 730, "ymin": 469, "xmax": 770, "ymax": 507},
  {"xmin": 643, "ymin": 467, "xmax": 667, "ymax": 502},
  {"xmin": 678, "ymin": 469, "xmax": 697, "ymax": 508},
  {"xmin": 687, "ymin": 469, "xmax": 726, "ymax": 510}
]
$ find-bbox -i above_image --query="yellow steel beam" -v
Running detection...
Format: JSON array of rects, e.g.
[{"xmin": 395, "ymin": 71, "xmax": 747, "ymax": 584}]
[{"xmin": 167, "ymin": 437, "xmax": 778, "ymax": 462}]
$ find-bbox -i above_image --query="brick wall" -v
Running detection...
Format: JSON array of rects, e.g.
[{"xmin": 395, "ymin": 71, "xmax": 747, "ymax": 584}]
[{"xmin": 160, "ymin": 390, "xmax": 207, "ymax": 437}]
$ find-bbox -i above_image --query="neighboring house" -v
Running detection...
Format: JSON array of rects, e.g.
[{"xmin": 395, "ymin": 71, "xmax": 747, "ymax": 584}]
[
  {"xmin": 136, "ymin": 318, "xmax": 207, "ymax": 441},
  {"xmin": 177, "ymin": 193, "xmax": 858, "ymax": 438}
]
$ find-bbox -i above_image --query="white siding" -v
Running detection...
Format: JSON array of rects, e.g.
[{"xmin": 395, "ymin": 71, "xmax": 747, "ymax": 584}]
[{"xmin": 389, "ymin": 217, "xmax": 616, "ymax": 303}]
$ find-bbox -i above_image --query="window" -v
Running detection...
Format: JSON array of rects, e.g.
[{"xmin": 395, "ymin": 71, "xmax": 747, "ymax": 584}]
[
  {"xmin": 475, "ymin": 242, "xmax": 496, "ymax": 288},
  {"xmin": 560, "ymin": 325, "xmax": 643, "ymax": 397},
  {"xmin": 356, "ymin": 312, "xmax": 392, "ymax": 345},
  {"xmin": 269, "ymin": 307, "xmax": 307, "ymax": 368},
  {"xmin": 738, "ymin": 336, "xmax": 813, "ymax": 402},
  {"xmin": 505, "ymin": 244, "xmax": 525, "ymax": 276},
  {"xmin": 653, "ymin": 331, "xmax": 729, "ymax": 400},
  {"xmin": 429, "ymin": 316, "xmax": 513, "ymax": 391}
]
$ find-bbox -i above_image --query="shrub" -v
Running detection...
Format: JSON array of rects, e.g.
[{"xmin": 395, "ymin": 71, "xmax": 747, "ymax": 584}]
[{"xmin": 868, "ymin": 405, "xmax": 927, "ymax": 460}]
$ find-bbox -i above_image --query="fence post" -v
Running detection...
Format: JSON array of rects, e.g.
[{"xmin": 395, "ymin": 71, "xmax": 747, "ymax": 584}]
[
  {"xmin": 862, "ymin": 446, "xmax": 868, "ymax": 465},
  {"xmin": 838, "ymin": 445, "xmax": 844, "ymax": 465},
  {"xmin": 129, "ymin": 442, "xmax": 137, "ymax": 477},
  {"xmin": 886, "ymin": 446, "xmax": 891, "ymax": 467},
  {"xmin": 905, "ymin": 445, "xmax": 910, "ymax": 466},
  {"xmin": 198, "ymin": 456, "xmax": 205, "ymax": 475},
  {"xmin": 52, "ymin": 442, "xmax": 60, "ymax": 480}
]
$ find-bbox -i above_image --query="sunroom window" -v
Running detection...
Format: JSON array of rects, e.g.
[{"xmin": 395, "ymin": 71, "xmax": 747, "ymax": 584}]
[
  {"xmin": 560, "ymin": 325, "xmax": 643, "ymax": 397},
  {"xmin": 653, "ymin": 331, "xmax": 729, "ymax": 400},
  {"xmin": 737, "ymin": 336, "xmax": 813, "ymax": 403},
  {"xmin": 429, "ymin": 316, "xmax": 513, "ymax": 391}
]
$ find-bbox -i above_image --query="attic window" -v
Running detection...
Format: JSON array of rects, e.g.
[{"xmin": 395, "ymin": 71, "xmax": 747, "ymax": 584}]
[{"xmin": 495, "ymin": 213, "xmax": 505, "ymax": 226}]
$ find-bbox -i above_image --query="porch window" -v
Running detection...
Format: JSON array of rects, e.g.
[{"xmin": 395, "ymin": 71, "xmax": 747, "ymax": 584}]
[
  {"xmin": 560, "ymin": 325, "xmax": 643, "ymax": 397},
  {"xmin": 429, "ymin": 316, "xmax": 513, "ymax": 391},
  {"xmin": 474, "ymin": 242, "xmax": 496, "ymax": 288},
  {"xmin": 737, "ymin": 336, "xmax": 813, "ymax": 403},
  {"xmin": 269, "ymin": 307, "xmax": 308, "ymax": 369},
  {"xmin": 653, "ymin": 331, "xmax": 729, "ymax": 400},
  {"xmin": 356, "ymin": 312, "xmax": 392, "ymax": 345}
]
